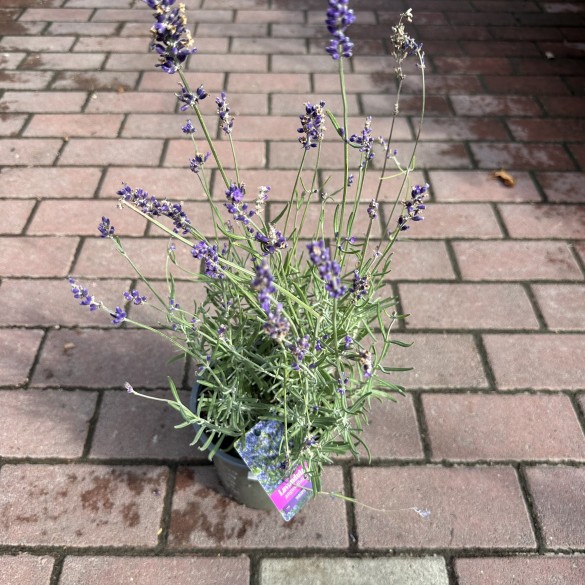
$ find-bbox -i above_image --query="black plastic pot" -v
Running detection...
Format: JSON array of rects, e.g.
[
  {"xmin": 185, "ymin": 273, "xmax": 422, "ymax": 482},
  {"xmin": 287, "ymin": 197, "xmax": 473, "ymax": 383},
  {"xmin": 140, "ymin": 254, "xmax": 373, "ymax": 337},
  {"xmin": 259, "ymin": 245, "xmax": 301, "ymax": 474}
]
[{"xmin": 189, "ymin": 382, "xmax": 274, "ymax": 511}]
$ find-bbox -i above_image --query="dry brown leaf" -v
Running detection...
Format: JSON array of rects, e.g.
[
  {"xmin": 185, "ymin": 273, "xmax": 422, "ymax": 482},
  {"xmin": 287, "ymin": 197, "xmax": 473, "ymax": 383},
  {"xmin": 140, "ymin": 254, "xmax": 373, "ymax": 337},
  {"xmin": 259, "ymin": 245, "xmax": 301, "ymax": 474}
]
[{"xmin": 492, "ymin": 169, "xmax": 516, "ymax": 188}]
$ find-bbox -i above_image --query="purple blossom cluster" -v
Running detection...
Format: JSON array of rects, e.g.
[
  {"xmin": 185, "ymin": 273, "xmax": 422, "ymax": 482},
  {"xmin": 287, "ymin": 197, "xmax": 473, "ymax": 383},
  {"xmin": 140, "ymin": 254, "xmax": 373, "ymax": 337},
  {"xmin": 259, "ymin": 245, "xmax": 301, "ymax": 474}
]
[
  {"xmin": 189, "ymin": 151, "xmax": 210, "ymax": 174},
  {"xmin": 224, "ymin": 183, "xmax": 255, "ymax": 231},
  {"xmin": 255, "ymin": 224, "xmax": 287, "ymax": 256},
  {"xmin": 367, "ymin": 199, "xmax": 379, "ymax": 219},
  {"xmin": 97, "ymin": 216, "xmax": 115, "ymax": 238},
  {"xmin": 288, "ymin": 335, "xmax": 310, "ymax": 370},
  {"xmin": 307, "ymin": 240, "xmax": 347, "ymax": 299},
  {"xmin": 251, "ymin": 260, "xmax": 290, "ymax": 342},
  {"xmin": 350, "ymin": 269, "xmax": 370, "ymax": 300},
  {"xmin": 68, "ymin": 278, "xmax": 100, "ymax": 312},
  {"xmin": 325, "ymin": 0, "xmax": 355, "ymax": 60},
  {"xmin": 117, "ymin": 183, "xmax": 191, "ymax": 235},
  {"xmin": 215, "ymin": 92, "xmax": 234, "ymax": 134},
  {"xmin": 111, "ymin": 306, "xmax": 127, "ymax": 326},
  {"xmin": 397, "ymin": 183, "xmax": 429, "ymax": 231},
  {"xmin": 123, "ymin": 289, "xmax": 147, "ymax": 305},
  {"xmin": 144, "ymin": 0, "xmax": 197, "ymax": 74},
  {"xmin": 297, "ymin": 101, "xmax": 326, "ymax": 150},
  {"xmin": 349, "ymin": 116, "xmax": 375, "ymax": 166},
  {"xmin": 359, "ymin": 349, "xmax": 373, "ymax": 378},
  {"xmin": 176, "ymin": 84, "xmax": 207, "ymax": 111},
  {"xmin": 181, "ymin": 119, "xmax": 196, "ymax": 134},
  {"xmin": 191, "ymin": 240, "xmax": 223, "ymax": 279}
]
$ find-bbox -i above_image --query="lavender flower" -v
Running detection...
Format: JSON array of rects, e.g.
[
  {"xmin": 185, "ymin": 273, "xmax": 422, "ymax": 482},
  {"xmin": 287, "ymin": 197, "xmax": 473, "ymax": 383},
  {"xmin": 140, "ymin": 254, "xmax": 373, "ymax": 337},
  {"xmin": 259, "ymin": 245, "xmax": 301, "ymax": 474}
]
[
  {"xmin": 192, "ymin": 240, "xmax": 223, "ymax": 279},
  {"xmin": 98, "ymin": 216, "xmax": 115, "ymax": 238},
  {"xmin": 350, "ymin": 269, "xmax": 370, "ymax": 300},
  {"xmin": 189, "ymin": 151, "xmax": 210, "ymax": 174},
  {"xmin": 144, "ymin": 0, "xmax": 197, "ymax": 74},
  {"xmin": 255, "ymin": 224, "xmax": 287, "ymax": 255},
  {"xmin": 117, "ymin": 183, "xmax": 191, "ymax": 235},
  {"xmin": 68, "ymin": 277, "xmax": 100, "ymax": 311},
  {"xmin": 215, "ymin": 91, "xmax": 234, "ymax": 134},
  {"xmin": 176, "ymin": 84, "xmax": 207, "ymax": 111},
  {"xmin": 225, "ymin": 183, "xmax": 255, "ymax": 230},
  {"xmin": 367, "ymin": 199, "xmax": 378, "ymax": 219},
  {"xmin": 325, "ymin": 0, "xmax": 355, "ymax": 60},
  {"xmin": 288, "ymin": 335, "xmax": 310, "ymax": 370},
  {"xmin": 307, "ymin": 240, "xmax": 347, "ymax": 299},
  {"xmin": 298, "ymin": 101, "xmax": 326, "ymax": 149},
  {"xmin": 359, "ymin": 349, "xmax": 373, "ymax": 378},
  {"xmin": 397, "ymin": 183, "xmax": 429, "ymax": 231},
  {"xmin": 344, "ymin": 335, "xmax": 353, "ymax": 350},
  {"xmin": 111, "ymin": 306, "xmax": 127, "ymax": 325},
  {"xmin": 255, "ymin": 185, "xmax": 270, "ymax": 213},
  {"xmin": 251, "ymin": 259, "xmax": 276, "ymax": 314},
  {"xmin": 349, "ymin": 116, "xmax": 375, "ymax": 166},
  {"xmin": 336, "ymin": 373, "xmax": 349, "ymax": 394},
  {"xmin": 123, "ymin": 289, "xmax": 147, "ymax": 305},
  {"xmin": 263, "ymin": 306, "xmax": 290, "ymax": 343},
  {"xmin": 181, "ymin": 119, "xmax": 196, "ymax": 134}
]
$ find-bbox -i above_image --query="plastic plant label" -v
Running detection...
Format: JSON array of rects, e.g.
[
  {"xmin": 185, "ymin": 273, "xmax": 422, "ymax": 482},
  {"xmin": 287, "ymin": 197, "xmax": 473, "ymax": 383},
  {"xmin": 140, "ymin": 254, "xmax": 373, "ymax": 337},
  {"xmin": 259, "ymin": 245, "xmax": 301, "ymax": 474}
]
[{"xmin": 235, "ymin": 420, "xmax": 313, "ymax": 521}]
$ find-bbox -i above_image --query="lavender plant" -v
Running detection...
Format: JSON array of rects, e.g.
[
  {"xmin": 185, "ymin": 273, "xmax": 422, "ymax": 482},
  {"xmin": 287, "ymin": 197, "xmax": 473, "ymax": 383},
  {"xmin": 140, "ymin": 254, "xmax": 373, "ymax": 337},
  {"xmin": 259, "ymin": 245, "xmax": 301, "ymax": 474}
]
[{"xmin": 69, "ymin": 0, "xmax": 427, "ymax": 495}]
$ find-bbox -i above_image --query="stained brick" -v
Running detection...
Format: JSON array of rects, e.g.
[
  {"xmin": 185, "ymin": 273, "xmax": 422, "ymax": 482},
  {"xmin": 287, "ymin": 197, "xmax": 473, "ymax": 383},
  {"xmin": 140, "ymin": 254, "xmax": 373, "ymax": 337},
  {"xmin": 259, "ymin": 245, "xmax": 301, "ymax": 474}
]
[
  {"xmin": 418, "ymin": 118, "xmax": 509, "ymax": 141},
  {"xmin": 0, "ymin": 237, "xmax": 78, "ymax": 277},
  {"xmin": 0, "ymin": 70, "xmax": 53, "ymax": 90},
  {"xmin": 20, "ymin": 8, "xmax": 91, "ymax": 20},
  {"xmin": 482, "ymin": 75, "xmax": 570, "ymax": 95},
  {"xmin": 525, "ymin": 466, "xmax": 585, "ymax": 549},
  {"xmin": 0, "ymin": 464, "xmax": 168, "ymax": 547},
  {"xmin": 90, "ymin": 390, "xmax": 206, "ymax": 461},
  {"xmin": 424, "ymin": 393, "xmax": 585, "ymax": 461},
  {"xmin": 0, "ymin": 35, "xmax": 75, "ymax": 52},
  {"xmin": 0, "ymin": 139, "xmax": 62, "ymax": 166},
  {"xmin": 531, "ymin": 284, "xmax": 585, "ymax": 330},
  {"xmin": 382, "ymin": 333, "xmax": 488, "ymax": 390},
  {"xmin": 453, "ymin": 241, "xmax": 583, "ymax": 281},
  {"xmin": 429, "ymin": 170, "xmax": 541, "ymax": 202},
  {"xmin": 400, "ymin": 283, "xmax": 539, "ymax": 330},
  {"xmin": 0, "ymin": 167, "xmax": 102, "ymax": 198},
  {"xmin": 353, "ymin": 466, "xmax": 535, "ymax": 549},
  {"xmin": 498, "ymin": 204, "xmax": 585, "ymax": 239},
  {"xmin": 52, "ymin": 71, "xmax": 139, "ymax": 92},
  {"xmin": 231, "ymin": 37, "xmax": 306, "ymax": 54},
  {"xmin": 21, "ymin": 52, "xmax": 105, "ymax": 71},
  {"xmin": 450, "ymin": 95, "xmax": 542, "ymax": 117},
  {"xmin": 24, "ymin": 114, "xmax": 123, "ymax": 138},
  {"xmin": 0, "ymin": 114, "xmax": 27, "ymax": 137},
  {"xmin": 0, "ymin": 278, "xmax": 131, "ymax": 327},
  {"xmin": 1, "ymin": 91, "xmax": 87, "ymax": 113},
  {"xmin": 471, "ymin": 143, "xmax": 575, "ymax": 171},
  {"xmin": 433, "ymin": 56, "xmax": 513, "ymax": 74},
  {"xmin": 59, "ymin": 139, "xmax": 164, "ymax": 166},
  {"xmin": 47, "ymin": 22, "xmax": 119, "ymax": 36},
  {"xmin": 0, "ymin": 389, "xmax": 97, "ymax": 458},
  {"xmin": 507, "ymin": 118, "xmax": 585, "ymax": 142},
  {"xmin": 540, "ymin": 96, "xmax": 585, "ymax": 117},
  {"xmin": 32, "ymin": 328, "xmax": 185, "ymax": 389},
  {"xmin": 168, "ymin": 466, "xmax": 348, "ymax": 548},
  {"xmin": 483, "ymin": 334, "xmax": 585, "ymax": 390},
  {"xmin": 0, "ymin": 555, "xmax": 53, "ymax": 585},
  {"xmin": 138, "ymin": 71, "xmax": 225, "ymax": 93},
  {"xmin": 455, "ymin": 556, "xmax": 585, "ymax": 585},
  {"xmin": 0, "ymin": 200, "xmax": 34, "ymax": 234},
  {"xmin": 59, "ymin": 556, "xmax": 250, "ymax": 585},
  {"xmin": 28, "ymin": 200, "xmax": 148, "ymax": 237},
  {"xmin": 0, "ymin": 329, "xmax": 44, "ymax": 387},
  {"xmin": 536, "ymin": 172, "xmax": 585, "ymax": 203}
]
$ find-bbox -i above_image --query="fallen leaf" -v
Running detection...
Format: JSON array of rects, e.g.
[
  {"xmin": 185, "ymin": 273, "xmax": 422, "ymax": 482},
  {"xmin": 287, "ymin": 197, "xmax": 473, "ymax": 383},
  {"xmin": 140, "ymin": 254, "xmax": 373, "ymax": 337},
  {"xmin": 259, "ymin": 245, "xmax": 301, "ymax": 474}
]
[{"xmin": 492, "ymin": 169, "xmax": 516, "ymax": 188}]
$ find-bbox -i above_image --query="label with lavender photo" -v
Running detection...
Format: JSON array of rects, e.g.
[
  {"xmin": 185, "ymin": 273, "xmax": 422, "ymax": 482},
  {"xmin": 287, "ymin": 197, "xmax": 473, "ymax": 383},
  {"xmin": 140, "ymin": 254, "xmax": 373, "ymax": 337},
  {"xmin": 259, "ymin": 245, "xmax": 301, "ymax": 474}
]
[{"xmin": 235, "ymin": 420, "xmax": 313, "ymax": 521}]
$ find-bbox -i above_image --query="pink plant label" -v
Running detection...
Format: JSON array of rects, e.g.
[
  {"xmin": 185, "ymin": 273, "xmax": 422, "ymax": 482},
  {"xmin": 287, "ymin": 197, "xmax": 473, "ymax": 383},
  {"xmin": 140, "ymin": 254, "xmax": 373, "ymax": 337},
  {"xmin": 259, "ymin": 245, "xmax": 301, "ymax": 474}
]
[{"xmin": 269, "ymin": 465, "xmax": 313, "ymax": 512}]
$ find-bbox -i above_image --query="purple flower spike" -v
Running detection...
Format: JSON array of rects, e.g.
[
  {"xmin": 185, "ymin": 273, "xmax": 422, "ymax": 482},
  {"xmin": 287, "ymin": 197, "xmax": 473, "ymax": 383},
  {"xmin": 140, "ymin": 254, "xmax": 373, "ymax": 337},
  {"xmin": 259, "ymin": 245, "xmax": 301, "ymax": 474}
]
[
  {"xmin": 397, "ymin": 183, "xmax": 429, "ymax": 231},
  {"xmin": 325, "ymin": 0, "xmax": 355, "ymax": 60},
  {"xmin": 298, "ymin": 101, "xmax": 326, "ymax": 150},
  {"xmin": 69, "ymin": 277, "xmax": 100, "ymax": 312},
  {"xmin": 216, "ymin": 92, "xmax": 234, "ymax": 134},
  {"xmin": 123, "ymin": 289, "xmax": 147, "ymax": 305},
  {"xmin": 111, "ymin": 306, "xmax": 127, "ymax": 325},
  {"xmin": 98, "ymin": 216, "xmax": 115, "ymax": 238},
  {"xmin": 181, "ymin": 119, "xmax": 196, "ymax": 134},
  {"xmin": 307, "ymin": 240, "xmax": 347, "ymax": 299},
  {"xmin": 144, "ymin": 0, "xmax": 197, "ymax": 74}
]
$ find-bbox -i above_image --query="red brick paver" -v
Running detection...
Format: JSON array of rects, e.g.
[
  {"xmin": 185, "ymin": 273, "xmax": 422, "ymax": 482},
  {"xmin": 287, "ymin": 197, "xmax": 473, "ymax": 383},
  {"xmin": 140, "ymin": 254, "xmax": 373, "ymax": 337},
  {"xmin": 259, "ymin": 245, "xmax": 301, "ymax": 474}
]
[{"xmin": 0, "ymin": 0, "xmax": 584, "ymax": 581}]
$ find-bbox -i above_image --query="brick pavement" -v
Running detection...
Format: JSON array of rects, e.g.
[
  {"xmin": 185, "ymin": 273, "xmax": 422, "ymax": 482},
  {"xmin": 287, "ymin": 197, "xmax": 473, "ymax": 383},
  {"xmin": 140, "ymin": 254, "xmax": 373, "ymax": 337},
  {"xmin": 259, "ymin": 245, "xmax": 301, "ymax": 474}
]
[{"xmin": 0, "ymin": 0, "xmax": 584, "ymax": 584}]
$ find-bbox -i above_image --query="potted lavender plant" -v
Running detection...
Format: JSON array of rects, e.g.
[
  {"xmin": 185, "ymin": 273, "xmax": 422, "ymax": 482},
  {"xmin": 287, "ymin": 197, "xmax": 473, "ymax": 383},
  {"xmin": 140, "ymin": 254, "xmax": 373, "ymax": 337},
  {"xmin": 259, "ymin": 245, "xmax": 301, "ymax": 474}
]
[{"xmin": 69, "ymin": 0, "xmax": 427, "ymax": 519}]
